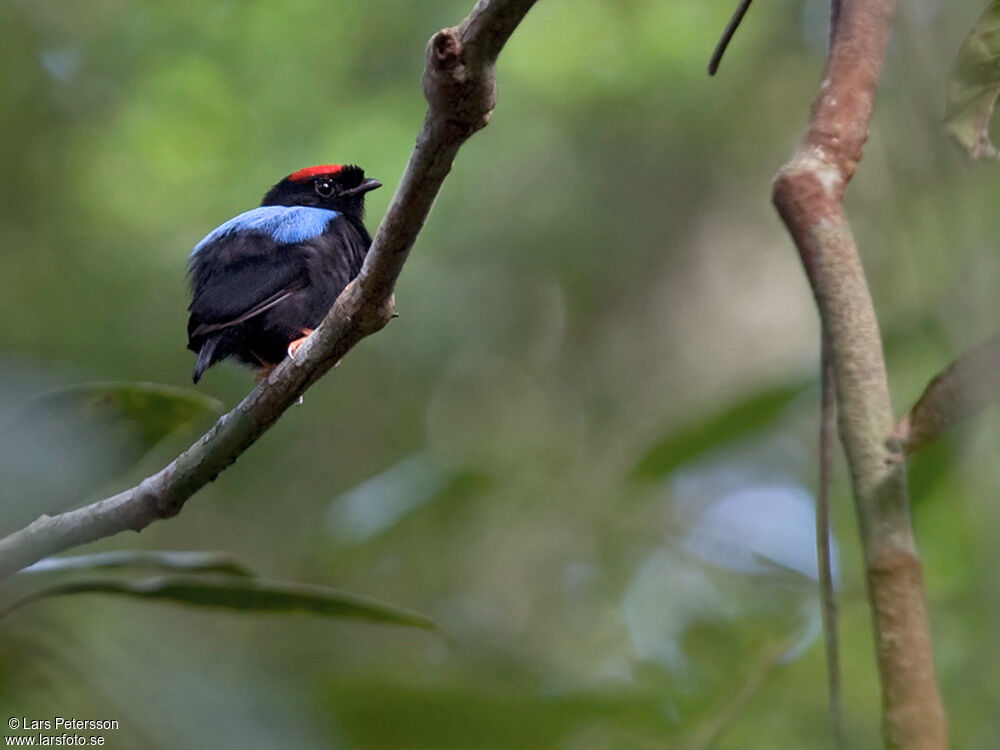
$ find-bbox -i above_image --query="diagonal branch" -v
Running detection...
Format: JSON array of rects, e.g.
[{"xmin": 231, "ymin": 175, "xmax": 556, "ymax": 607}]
[
  {"xmin": 771, "ymin": 0, "xmax": 948, "ymax": 746},
  {"xmin": 0, "ymin": 0, "xmax": 539, "ymax": 582}
]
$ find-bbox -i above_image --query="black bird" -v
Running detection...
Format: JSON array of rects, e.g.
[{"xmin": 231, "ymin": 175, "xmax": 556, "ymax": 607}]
[{"xmin": 186, "ymin": 164, "xmax": 381, "ymax": 383}]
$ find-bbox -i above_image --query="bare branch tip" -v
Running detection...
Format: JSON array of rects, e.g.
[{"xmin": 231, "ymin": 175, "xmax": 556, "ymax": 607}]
[
  {"xmin": 707, "ymin": 0, "xmax": 754, "ymax": 78},
  {"xmin": 430, "ymin": 29, "xmax": 462, "ymax": 69}
]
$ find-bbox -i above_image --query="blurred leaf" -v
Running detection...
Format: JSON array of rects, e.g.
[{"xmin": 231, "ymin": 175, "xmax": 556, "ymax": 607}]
[
  {"xmin": 327, "ymin": 454, "xmax": 490, "ymax": 546},
  {"xmin": 682, "ymin": 485, "xmax": 837, "ymax": 585},
  {"xmin": 20, "ymin": 550, "xmax": 253, "ymax": 577},
  {"xmin": 631, "ymin": 381, "xmax": 809, "ymax": 480},
  {"xmin": 1, "ymin": 382, "xmax": 222, "ymax": 524},
  {"xmin": 908, "ymin": 438, "xmax": 957, "ymax": 506},
  {"xmin": 323, "ymin": 682, "xmax": 677, "ymax": 749},
  {"xmin": 945, "ymin": 1, "xmax": 1000, "ymax": 159},
  {"xmin": 893, "ymin": 330, "xmax": 1000, "ymax": 454},
  {"xmin": 328, "ymin": 454, "xmax": 451, "ymax": 545},
  {"xmin": 27, "ymin": 381, "xmax": 222, "ymax": 454},
  {"xmin": 0, "ymin": 575, "xmax": 438, "ymax": 631},
  {"xmin": 677, "ymin": 634, "xmax": 799, "ymax": 750}
]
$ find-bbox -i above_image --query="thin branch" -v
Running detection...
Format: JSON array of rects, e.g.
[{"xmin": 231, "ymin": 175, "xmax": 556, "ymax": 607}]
[
  {"xmin": 817, "ymin": 330, "xmax": 844, "ymax": 749},
  {"xmin": 892, "ymin": 330, "xmax": 1000, "ymax": 455},
  {"xmin": 0, "ymin": 0, "xmax": 539, "ymax": 581},
  {"xmin": 684, "ymin": 636, "xmax": 797, "ymax": 750},
  {"xmin": 772, "ymin": 0, "xmax": 948, "ymax": 746},
  {"xmin": 707, "ymin": 0, "xmax": 754, "ymax": 76}
]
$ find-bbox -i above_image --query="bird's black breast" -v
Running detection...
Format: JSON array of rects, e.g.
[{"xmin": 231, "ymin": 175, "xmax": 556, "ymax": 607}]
[{"xmin": 186, "ymin": 214, "xmax": 370, "ymax": 380}]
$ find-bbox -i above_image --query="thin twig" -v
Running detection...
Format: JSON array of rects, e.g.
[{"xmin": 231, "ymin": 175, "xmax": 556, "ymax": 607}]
[
  {"xmin": 685, "ymin": 637, "xmax": 796, "ymax": 750},
  {"xmin": 830, "ymin": 0, "xmax": 842, "ymax": 48},
  {"xmin": 817, "ymin": 329, "xmax": 844, "ymax": 748},
  {"xmin": 707, "ymin": 0, "xmax": 754, "ymax": 75},
  {"xmin": 0, "ymin": 0, "xmax": 540, "ymax": 581}
]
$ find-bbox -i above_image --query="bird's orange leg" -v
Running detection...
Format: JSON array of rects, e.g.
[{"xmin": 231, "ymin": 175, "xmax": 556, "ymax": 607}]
[
  {"xmin": 255, "ymin": 363, "xmax": 277, "ymax": 384},
  {"xmin": 248, "ymin": 349, "xmax": 278, "ymax": 384},
  {"xmin": 287, "ymin": 328, "xmax": 315, "ymax": 358}
]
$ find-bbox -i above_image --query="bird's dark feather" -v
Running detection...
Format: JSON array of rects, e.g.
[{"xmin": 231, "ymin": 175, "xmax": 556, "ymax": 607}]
[
  {"xmin": 188, "ymin": 287, "xmax": 301, "ymax": 339},
  {"xmin": 188, "ymin": 241, "xmax": 309, "ymax": 327},
  {"xmin": 186, "ymin": 213, "xmax": 370, "ymax": 381}
]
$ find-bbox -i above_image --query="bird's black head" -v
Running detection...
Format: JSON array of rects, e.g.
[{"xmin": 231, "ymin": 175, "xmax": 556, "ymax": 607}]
[{"xmin": 261, "ymin": 164, "xmax": 382, "ymax": 219}]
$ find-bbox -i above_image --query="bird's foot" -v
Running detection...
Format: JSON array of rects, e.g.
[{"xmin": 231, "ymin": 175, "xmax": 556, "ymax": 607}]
[{"xmin": 287, "ymin": 329, "xmax": 315, "ymax": 359}]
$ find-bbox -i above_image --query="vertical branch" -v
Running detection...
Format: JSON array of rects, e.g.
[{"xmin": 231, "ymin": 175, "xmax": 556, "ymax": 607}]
[{"xmin": 772, "ymin": 0, "xmax": 947, "ymax": 746}]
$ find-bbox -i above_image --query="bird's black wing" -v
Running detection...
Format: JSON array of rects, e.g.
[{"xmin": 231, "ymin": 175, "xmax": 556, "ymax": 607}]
[{"xmin": 187, "ymin": 233, "xmax": 309, "ymax": 343}]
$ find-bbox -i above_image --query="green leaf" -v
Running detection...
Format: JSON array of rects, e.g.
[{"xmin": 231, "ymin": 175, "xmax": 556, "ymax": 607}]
[
  {"xmin": 631, "ymin": 381, "xmax": 809, "ymax": 480},
  {"xmin": 0, "ymin": 575, "xmax": 438, "ymax": 631},
  {"xmin": 945, "ymin": 1, "xmax": 1000, "ymax": 159},
  {"xmin": 20, "ymin": 550, "xmax": 254, "ymax": 577}
]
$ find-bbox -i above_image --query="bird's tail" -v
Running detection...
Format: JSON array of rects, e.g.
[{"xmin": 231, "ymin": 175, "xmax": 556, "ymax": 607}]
[{"xmin": 192, "ymin": 337, "xmax": 220, "ymax": 384}]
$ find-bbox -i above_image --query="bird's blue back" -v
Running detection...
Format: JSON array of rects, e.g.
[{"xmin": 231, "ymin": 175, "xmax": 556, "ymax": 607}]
[{"xmin": 191, "ymin": 205, "xmax": 341, "ymax": 256}]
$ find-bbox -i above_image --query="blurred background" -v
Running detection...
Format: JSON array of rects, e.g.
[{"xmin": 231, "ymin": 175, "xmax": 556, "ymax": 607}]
[{"xmin": 2, "ymin": 0, "xmax": 999, "ymax": 747}]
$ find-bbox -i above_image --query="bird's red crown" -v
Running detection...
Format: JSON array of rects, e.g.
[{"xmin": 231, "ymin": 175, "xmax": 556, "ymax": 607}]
[{"xmin": 288, "ymin": 164, "xmax": 345, "ymax": 182}]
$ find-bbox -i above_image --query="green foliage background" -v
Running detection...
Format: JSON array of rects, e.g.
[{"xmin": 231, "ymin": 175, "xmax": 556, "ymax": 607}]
[{"xmin": 2, "ymin": 1, "xmax": 1000, "ymax": 747}]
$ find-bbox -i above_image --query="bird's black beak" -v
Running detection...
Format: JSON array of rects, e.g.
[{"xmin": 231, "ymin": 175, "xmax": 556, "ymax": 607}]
[{"xmin": 343, "ymin": 178, "xmax": 382, "ymax": 198}]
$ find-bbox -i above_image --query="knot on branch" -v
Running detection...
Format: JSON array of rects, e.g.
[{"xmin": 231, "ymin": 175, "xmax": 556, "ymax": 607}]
[
  {"xmin": 772, "ymin": 147, "xmax": 844, "ymax": 210},
  {"xmin": 146, "ymin": 486, "xmax": 181, "ymax": 520},
  {"xmin": 423, "ymin": 28, "xmax": 496, "ymax": 136}
]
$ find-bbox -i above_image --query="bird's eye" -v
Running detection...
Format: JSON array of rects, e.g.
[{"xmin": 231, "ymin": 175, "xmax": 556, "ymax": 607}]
[{"xmin": 315, "ymin": 178, "xmax": 335, "ymax": 198}]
